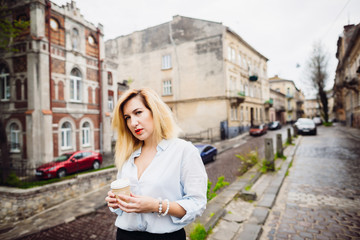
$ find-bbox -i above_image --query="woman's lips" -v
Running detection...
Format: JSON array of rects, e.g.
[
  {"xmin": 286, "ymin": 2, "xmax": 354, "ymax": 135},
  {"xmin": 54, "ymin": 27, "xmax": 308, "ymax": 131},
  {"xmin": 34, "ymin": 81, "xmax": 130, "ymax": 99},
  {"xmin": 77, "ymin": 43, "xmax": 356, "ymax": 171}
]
[{"xmin": 135, "ymin": 129, "xmax": 143, "ymax": 135}]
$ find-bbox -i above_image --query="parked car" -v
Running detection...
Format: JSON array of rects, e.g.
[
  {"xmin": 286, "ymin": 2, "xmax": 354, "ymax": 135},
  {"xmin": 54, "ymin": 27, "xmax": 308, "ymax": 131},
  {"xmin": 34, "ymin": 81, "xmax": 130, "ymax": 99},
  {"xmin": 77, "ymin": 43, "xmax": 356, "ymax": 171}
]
[
  {"xmin": 268, "ymin": 121, "xmax": 282, "ymax": 130},
  {"xmin": 294, "ymin": 118, "xmax": 317, "ymax": 135},
  {"xmin": 195, "ymin": 144, "xmax": 217, "ymax": 164},
  {"xmin": 312, "ymin": 117, "xmax": 322, "ymax": 126},
  {"xmin": 249, "ymin": 124, "xmax": 268, "ymax": 136},
  {"xmin": 35, "ymin": 150, "xmax": 103, "ymax": 179}
]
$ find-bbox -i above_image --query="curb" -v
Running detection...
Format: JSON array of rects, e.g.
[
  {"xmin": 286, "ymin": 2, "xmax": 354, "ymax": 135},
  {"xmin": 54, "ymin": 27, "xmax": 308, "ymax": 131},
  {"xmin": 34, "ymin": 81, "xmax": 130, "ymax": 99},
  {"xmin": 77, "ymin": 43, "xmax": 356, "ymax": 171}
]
[{"xmin": 186, "ymin": 136, "xmax": 301, "ymax": 239}]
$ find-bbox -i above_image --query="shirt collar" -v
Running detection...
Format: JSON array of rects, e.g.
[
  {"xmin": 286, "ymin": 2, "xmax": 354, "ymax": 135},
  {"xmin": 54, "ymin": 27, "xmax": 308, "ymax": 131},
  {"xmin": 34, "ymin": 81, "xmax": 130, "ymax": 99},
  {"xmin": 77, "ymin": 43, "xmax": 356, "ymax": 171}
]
[{"xmin": 129, "ymin": 139, "xmax": 172, "ymax": 161}]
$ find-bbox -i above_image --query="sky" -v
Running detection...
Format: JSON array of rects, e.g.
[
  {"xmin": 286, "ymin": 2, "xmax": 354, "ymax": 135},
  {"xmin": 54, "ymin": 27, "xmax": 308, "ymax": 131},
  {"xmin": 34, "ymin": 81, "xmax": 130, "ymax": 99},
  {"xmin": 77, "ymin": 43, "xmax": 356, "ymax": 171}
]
[{"xmin": 52, "ymin": 0, "xmax": 360, "ymax": 98}]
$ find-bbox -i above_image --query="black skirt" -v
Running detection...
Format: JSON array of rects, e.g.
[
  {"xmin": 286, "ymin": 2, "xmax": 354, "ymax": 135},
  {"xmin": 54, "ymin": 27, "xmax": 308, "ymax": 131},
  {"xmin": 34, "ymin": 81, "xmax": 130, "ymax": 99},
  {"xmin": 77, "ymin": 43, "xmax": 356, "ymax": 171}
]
[{"xmin": 116, "ymin": 227, "xmax": 186, "ymax": 240}]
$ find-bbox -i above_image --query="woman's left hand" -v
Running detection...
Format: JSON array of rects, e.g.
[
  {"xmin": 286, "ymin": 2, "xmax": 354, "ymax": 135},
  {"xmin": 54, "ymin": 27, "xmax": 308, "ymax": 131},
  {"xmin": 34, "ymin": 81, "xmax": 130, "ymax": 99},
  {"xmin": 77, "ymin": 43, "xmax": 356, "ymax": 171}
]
[{"xmin": 117, "ymin": 193, "xmax": 158, "ymax": 213}]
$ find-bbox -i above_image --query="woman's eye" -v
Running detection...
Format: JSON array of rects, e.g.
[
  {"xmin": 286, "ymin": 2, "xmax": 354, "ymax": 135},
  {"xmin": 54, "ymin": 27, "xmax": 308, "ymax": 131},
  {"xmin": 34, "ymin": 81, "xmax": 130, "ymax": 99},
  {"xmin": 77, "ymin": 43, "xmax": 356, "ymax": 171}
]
[
  {"xmin": 136, "ymin": 111, "xmax": 142, "ymax": 115},
  {"xmin": 124, "ymin": 116, "xmax": 130, "ymax": 121}
]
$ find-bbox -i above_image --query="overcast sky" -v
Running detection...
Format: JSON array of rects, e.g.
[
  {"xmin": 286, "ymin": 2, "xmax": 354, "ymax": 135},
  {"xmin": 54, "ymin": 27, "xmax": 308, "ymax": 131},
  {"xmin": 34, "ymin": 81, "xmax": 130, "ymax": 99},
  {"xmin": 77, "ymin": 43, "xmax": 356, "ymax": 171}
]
[{"xmin": 52, "ymin": 0, "xmax": 360, "ymax": 98}]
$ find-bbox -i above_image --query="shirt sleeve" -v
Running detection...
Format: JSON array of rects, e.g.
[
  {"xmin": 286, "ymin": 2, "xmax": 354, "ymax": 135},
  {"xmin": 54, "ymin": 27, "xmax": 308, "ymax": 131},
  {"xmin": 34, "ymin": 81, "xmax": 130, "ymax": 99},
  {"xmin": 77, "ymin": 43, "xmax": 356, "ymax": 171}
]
[{"xmin": 170, "ymin": 142, "xmax": 208, "ymax": 224}]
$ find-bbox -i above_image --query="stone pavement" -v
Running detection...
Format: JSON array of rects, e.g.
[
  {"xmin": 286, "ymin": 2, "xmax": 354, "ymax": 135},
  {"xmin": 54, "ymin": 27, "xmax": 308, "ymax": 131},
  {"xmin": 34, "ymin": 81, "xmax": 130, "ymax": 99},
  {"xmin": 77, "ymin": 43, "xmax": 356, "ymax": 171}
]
[
  {"xmin": 203, "ymin": 136, "xmax": 300, "ymax": 240},
  {"xmin": 0, "ymin": 127, "xmax": 302, "ymax": 240}
]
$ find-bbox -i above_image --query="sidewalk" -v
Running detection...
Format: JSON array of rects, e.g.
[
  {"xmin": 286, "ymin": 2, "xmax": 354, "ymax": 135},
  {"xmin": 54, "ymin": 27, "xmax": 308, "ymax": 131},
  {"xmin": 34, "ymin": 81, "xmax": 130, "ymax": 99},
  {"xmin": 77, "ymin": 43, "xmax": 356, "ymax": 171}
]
[
  {"xmin": 187, "ymin": 136, "xmax": 301, "ymax": 240},
  {"xmin": 0, "ymin": 130, "xmax": 298, "ymax": 240}
]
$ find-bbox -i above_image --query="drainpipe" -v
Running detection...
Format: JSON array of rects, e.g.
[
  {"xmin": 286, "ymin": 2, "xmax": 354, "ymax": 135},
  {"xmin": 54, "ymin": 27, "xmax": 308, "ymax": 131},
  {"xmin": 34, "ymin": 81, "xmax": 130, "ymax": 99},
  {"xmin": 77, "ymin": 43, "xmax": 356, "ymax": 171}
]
[
  {"xmin": 46, "ymin": 0, "xmax": 52, "ymax": 111},
  {"xmin": 96, "ymin": 28, "xmax": 103, "ymax": 153}
]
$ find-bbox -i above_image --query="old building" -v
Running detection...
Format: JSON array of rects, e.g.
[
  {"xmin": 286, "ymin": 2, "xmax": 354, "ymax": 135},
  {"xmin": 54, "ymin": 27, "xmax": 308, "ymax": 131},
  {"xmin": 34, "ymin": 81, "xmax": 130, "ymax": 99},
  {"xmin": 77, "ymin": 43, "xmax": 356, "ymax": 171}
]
[
  {"xmin": 269, "ymin": 75, "xmax": 305, "ymax": 123},
  {"xmin": 269, "ymin": 88, "xmax": 286, "ymax": 124},
  {"xmin": 334, "ymin": 24, "xmax": 360, "ymax": 128},
  {"xmin": 105, "ymin": 15, "xmax": 270, "ymax": 140},
  {"xmin": 0, "ymin": 0, "xmax": 115, "ymax": 174}
]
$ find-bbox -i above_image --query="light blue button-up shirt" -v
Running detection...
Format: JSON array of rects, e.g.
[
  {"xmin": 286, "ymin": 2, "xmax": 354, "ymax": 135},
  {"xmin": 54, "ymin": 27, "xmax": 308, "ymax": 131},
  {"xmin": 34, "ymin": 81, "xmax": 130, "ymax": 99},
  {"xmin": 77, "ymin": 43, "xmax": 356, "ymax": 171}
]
[{"xmin": 110, "ymin": 138, "xmax": 208, "ymax": 233}]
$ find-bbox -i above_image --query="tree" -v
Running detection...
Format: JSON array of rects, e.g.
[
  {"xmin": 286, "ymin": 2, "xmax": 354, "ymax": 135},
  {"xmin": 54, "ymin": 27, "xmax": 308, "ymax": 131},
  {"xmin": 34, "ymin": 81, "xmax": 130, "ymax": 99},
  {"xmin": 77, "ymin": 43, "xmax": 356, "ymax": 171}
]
[
  {"xmin": 306, "ymin": 42, "xmax": 330, "ymax": 123},
  {"xmin": 0, "ymin": 1, "xmax": 29, "ymax": 182},
  {"xmin": 0, "ymin": 0, "xmax": 30, "ymax": 52}
]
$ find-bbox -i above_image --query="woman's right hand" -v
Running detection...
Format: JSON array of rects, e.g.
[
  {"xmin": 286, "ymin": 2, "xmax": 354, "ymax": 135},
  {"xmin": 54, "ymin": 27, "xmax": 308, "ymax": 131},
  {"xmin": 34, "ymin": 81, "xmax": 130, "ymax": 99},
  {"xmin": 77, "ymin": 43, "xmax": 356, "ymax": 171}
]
[{"xmin": 105, "ymin": 191, "xmax": 119, "ymax": 209}]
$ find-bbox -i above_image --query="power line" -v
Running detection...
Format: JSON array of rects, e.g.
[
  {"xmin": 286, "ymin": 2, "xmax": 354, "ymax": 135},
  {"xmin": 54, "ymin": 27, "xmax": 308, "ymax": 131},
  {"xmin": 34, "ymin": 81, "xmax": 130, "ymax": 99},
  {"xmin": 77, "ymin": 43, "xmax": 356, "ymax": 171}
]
[{"xmin": 321, "ymin": 0, "xmax": 352, "ymax": 40}]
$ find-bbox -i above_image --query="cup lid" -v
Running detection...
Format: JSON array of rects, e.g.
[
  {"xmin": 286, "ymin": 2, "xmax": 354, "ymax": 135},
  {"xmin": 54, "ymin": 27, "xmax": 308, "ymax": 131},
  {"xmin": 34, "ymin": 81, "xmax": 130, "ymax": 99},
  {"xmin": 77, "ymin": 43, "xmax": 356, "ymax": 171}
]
[{"xmin": 111, "ymin": 178, "xmax": 130, "ymax": 189}]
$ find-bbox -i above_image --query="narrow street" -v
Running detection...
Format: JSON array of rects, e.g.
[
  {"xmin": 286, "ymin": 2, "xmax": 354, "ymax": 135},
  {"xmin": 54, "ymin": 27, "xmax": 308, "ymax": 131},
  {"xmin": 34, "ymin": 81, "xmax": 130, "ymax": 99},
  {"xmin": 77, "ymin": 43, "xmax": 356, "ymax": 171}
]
[
  {"xmin": 16, "ymin": 125, "xmax": 360, "ymax": 240},
  {"xmin": 261, "ymin": 125, "xmax": 360, "ymax": 239}
]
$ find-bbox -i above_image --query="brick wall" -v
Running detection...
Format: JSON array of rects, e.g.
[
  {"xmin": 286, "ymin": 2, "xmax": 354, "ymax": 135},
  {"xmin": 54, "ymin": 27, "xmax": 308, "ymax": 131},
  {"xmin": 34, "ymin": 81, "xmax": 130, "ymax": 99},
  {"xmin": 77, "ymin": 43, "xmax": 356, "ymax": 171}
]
[
  {"xmin": 0, "ymin": 168, "xmax": 117, "ymax": 224},
  {"xmin": 52, "ymin": 58, "xmax": 65, "ymax": 74}
]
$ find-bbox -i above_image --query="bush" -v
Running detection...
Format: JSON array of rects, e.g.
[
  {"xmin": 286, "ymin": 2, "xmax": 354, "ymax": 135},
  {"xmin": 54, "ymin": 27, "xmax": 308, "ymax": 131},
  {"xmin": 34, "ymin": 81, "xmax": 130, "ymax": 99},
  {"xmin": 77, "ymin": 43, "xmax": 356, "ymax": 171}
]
[
  {"xmin": 190, "ymin": 223, "xmax": 207, "ymax": 240},
  {"xmin": 207, "ymin": 176, "xmax": 229, "ymax": 201}
]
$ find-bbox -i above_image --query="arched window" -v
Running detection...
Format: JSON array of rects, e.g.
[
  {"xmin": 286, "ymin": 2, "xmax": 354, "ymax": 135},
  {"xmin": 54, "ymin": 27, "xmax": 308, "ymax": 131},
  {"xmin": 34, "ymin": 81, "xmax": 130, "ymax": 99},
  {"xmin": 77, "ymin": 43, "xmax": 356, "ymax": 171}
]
[
  {"xmin": 0, "ymin": 64, "xmax": 10, "ymax": 100},
  {"xmin": 82, "ymin": 122, "xmax": 90, "ymax": 146},
  {"xmin": 61, "ymin": 122, "xmax": 72, "ymax": 148},
  {"xmin": 70, "ymin": 68, "xmax": 81, "ymax": 101},
  {"xmin": 72, "ymin": 28, "xmax": 79, "ymax": 50},
  {"xmin": 10, "ymin": 123, "xmax": 20, "ymax": 152}
]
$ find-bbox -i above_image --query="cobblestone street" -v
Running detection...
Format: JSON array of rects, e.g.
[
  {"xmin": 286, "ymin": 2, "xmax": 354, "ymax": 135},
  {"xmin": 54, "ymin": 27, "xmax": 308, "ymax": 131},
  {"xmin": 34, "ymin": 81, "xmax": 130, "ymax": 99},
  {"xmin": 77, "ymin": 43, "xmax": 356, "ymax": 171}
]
[{"xmin": 261, "ymin": 126, "xmax": 360, "ymax": 239}]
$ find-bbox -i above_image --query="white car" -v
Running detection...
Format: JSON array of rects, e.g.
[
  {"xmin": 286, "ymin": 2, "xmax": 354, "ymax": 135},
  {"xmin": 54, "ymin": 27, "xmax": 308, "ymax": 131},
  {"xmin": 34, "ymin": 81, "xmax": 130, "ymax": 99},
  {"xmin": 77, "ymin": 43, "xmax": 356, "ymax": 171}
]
[
  {"xmin": 295, "ymin": 118, "xmax": 317, "ymax": 135},
  {"xmin": 312, "ymin": 117, "xmax": 322, "ymax": 126}
]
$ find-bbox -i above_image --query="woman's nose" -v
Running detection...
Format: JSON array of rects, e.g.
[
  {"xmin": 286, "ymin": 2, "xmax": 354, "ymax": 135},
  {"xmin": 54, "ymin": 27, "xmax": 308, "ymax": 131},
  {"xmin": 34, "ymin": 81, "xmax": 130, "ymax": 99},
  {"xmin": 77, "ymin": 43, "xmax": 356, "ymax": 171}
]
[{"xmin": 130, "ymin": 117, "xmax": 138, "ymax": 127}]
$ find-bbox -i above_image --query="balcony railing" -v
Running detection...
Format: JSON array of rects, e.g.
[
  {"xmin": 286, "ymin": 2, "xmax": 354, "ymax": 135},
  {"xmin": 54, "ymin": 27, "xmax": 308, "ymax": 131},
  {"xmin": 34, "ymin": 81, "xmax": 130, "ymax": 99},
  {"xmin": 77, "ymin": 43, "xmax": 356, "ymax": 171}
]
[{"xmin": 286, "ymin": 93, "xmax": 294, "ymax": 98}]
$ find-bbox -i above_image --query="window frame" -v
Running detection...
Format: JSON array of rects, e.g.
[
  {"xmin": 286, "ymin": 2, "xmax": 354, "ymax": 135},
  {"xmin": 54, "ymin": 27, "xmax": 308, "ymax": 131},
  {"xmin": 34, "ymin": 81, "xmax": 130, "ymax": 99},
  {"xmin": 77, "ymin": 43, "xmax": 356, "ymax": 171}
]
[
  {"xmin": 0, "ymin": 67, "xmax": 10, "ymax": 100},
  {"xmin": 163, "ymin": 80, "xmax": 172, "ymax": 96},
  {"xmin": 61, "ymin": 122, "xmax": 72, "ymax": 149},
  {"xmin": 161, "ymin": 55, "xmax": 172, "ymax": 70},
  {"xmin": 82, "ymin": 122, "xmax": 91, "ymax": 147},
  {"xmin": 70, "ymin": 69, "xmax": 82, "ymax": 102},
  {"xmin": 10, "ymin": 123, "xmax": 20, "ymax": 152}
]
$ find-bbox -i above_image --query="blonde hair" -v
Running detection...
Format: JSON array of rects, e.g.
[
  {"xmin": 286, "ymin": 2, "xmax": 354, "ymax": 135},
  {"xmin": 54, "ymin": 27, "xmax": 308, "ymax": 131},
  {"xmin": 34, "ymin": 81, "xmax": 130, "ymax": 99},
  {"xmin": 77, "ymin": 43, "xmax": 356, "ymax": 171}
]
[{"xmin": 112, "ymin": 88, "xmax": 180, "ymax": 169}]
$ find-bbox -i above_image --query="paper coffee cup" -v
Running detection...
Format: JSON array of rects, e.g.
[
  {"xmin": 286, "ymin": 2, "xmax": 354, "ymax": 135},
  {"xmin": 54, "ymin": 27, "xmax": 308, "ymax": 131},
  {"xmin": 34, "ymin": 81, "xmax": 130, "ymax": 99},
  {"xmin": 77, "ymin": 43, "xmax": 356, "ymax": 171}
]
[{"xmin": 111, "ymin": 178, "xmax": 131, "ymax": 200}]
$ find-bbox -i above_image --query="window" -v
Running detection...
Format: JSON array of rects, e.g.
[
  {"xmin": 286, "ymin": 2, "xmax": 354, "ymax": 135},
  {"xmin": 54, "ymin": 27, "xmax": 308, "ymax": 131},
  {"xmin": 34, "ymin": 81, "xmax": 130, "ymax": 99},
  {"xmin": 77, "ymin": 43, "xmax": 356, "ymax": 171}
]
[
  {"xmin": 50, "ymin": 18, "xmax": 59, "ymax": 31},
  {"xmin": 70, "ymin": 68, "xmax": 82, "ymax": 101},
  {"xmin": 0, "ymin": 65, "xmax": 10, "ymax": 100},
  {"xmin": 10, "ymin": 123, "xmax": 20, "ymax": 152},
  {"xmin": 107, "ymin": 72, "xmax": 113, "ymax": 85},
  {"xmin": 163, "ymin": 80, "xmax": 172, "ymax": 96},
  {"xmin": 231, "ymin": 105, "xmax": 238, "ymax": 120},
  {"xmin": 240, "ymin": 106, "xmax": 244, "ymax": 121},
  {"xmin": 162, "ymin": 55, "xmax": 172, "ymax": 70},
  {"xmin": 72, "ymin": 28, "xmax": 79, "ymax": 50},
  {"xmin": 231, "ymin": 48, "xmax": 236, "ymax": 63},
  {"xmin": 82, "ymin": 122, "xmax": 90, "ymax": 146},
  {"xmin": 108, "ymin": 95, "xmax": 114, "ymax": 110},
  {"xmin": 238, "ymin": 53, "xmax": 242, "ymax": 66},
  {"xmin": 88, "ymin": 35, "xmax": 95, "ymax": 45},
  {"xmin": 61, "ymin": 122, "xmax": 72, "ymax": 149}
]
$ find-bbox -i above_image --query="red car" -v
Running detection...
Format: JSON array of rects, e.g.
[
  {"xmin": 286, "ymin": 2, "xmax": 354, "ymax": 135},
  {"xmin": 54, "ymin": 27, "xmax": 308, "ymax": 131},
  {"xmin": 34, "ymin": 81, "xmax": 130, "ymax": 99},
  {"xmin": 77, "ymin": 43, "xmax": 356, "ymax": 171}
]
[
  {"xmin": 35, "ymin": 150, "xmax": 103, "ymax": 179},
  {"xmin": 249, "ymin": 124, "xmax": 268, "ymax": 136}
]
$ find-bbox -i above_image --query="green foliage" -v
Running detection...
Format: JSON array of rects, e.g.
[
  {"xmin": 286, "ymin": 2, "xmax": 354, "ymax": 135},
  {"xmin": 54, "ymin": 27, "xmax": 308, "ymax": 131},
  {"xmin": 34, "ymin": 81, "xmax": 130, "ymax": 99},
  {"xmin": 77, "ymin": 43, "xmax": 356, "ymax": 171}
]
[
  {"xmin": 236, "ymin": 150, "xmax": 259, "ymax": 174},
  {"xmin": 260, "ymin": 160, "xmax": 275, "ymax": 173},
  {"xmin": 275, "ymin": 152, "xmax": 286, "ymax": 160},
  {"xmin": 244, "ymin": 184, "xmax": 252, "ymax": 191},
  {"xmin": 190, "ymin": 223, "xmax": 207, "ymax": 240},
  {"xmin": 207, "ymin": 176, "xmax": 230, "ymax": 201},
  {"xmin": 323, "ymin": 122, "xmax": 332, "ymax": 127},
  {"xmin": 0, "ymin": 3, "xmax": 30, "ymax": 51},
  {"xmin": 4, "ymin": 172, "xmax": 21, "ymax": 187}
]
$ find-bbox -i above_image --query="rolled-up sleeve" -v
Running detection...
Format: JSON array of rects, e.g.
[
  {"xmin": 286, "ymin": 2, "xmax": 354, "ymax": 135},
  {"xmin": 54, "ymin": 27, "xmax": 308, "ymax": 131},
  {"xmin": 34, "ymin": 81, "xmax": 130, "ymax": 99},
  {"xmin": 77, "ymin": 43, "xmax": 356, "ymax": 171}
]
[{"xmin": 170, "ymin": 144, "xmax": 208, "ymax": 224}]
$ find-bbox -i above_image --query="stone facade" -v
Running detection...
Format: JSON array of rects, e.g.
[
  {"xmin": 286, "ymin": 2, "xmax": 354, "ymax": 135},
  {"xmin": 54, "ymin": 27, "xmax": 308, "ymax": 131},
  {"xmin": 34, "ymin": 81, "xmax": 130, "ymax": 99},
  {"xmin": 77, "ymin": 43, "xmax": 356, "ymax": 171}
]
[
  {"xmin": 269, "ymin": 88, "xmax": 286, "ymax": 124},
  {"xmin": 0, "ymin": 0, "xmax": 115, "ymax": 176},
  {"xmin": 105, "ymin": 15, "xmax": 269, "ymax": 140},
  {"xmin": 269, "ymin": 76, "xmax": 305, "ymax": 123},
  {"xmin": 334, "ymin": 24, "xmax": 360, "ymax": 128}
]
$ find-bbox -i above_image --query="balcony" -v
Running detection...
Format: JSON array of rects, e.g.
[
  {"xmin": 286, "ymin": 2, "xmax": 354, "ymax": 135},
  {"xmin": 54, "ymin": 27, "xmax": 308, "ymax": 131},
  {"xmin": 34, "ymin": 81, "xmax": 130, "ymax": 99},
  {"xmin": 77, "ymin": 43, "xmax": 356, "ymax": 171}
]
[
  {"xmin": 264, "ymin": 99, "xmax": 273, "ymax": 108},
  {"xmin": 286, "ymin": 93, "xmax": 294, "ymax": 98},
  {"xmin": 228, "ymin": 90, "xmax": 245, "ymax": 104},
  {"xmin": 249, "ymin": 75, "xmax": 258, "ymax": 81}
]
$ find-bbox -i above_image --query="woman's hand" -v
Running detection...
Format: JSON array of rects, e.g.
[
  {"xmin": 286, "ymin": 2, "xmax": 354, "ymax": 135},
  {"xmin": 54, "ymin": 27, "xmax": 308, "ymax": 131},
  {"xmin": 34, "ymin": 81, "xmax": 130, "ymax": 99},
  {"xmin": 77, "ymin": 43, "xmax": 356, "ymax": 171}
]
[
  {"xmin": 117, "ymin": 193, "xmax": 158, "ymax": 213},
  {"xmin": 105, "ymin": 191, "xmax": 119, "ymax": 209}
]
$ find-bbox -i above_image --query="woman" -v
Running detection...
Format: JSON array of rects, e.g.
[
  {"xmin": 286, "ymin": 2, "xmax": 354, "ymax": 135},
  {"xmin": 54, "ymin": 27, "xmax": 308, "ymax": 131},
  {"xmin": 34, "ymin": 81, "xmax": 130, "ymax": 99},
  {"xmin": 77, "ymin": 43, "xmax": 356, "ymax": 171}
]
[{"xmin": 105, "ymin": 88, "xmax": 208, "ymax": 240}]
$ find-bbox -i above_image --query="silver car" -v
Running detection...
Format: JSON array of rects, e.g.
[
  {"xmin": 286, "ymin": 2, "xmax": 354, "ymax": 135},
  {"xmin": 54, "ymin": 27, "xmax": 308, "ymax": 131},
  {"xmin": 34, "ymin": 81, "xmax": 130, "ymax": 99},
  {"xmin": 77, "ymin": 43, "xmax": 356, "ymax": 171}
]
[{"xmin": 294, "ymin": 118, "xmax": 317, "ymax": 135}]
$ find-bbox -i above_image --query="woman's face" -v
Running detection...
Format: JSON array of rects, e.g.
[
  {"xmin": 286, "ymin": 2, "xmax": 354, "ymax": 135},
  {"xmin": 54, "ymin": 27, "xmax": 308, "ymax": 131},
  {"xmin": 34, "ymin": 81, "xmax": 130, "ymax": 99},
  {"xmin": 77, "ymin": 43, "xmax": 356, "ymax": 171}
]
[{"xmin": 123, "ymin": 96, "xmax": 154, "ymax": 142}]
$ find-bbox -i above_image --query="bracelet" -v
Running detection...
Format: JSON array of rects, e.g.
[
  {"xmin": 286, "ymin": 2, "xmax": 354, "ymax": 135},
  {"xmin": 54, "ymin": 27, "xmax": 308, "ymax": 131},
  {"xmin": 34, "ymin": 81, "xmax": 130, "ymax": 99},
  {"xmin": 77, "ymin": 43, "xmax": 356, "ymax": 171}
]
[
  {"xmin": 162, "ymin": 199, "xmax": 170, "ymax": 217},
  {"xmin": 157, "ymin": 198, "xmax": 162, "ymax": 217}
]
